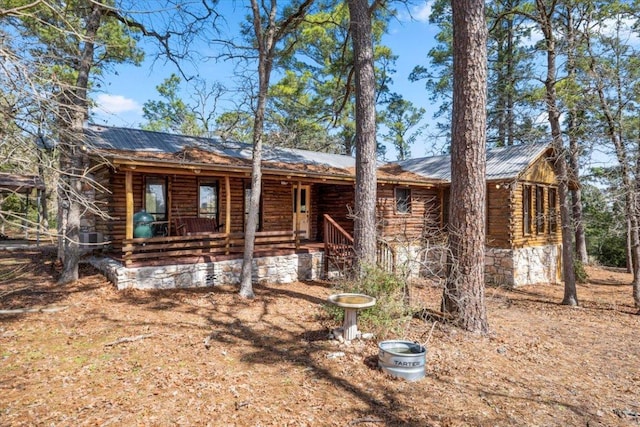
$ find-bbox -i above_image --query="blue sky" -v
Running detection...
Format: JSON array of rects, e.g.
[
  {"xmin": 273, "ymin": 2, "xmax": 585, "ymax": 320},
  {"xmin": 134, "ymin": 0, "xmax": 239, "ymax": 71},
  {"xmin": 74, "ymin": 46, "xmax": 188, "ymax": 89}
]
[{"xmin": 90, "ymin": 1, "xmax": 440, "ymax": 160}]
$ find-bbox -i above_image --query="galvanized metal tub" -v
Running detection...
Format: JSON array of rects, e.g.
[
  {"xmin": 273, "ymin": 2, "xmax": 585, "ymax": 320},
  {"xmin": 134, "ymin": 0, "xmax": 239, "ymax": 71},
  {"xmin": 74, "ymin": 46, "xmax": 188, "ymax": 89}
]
[{"xmin": 378, "ymin": 340, "xmax": 426, "ymax": 381}]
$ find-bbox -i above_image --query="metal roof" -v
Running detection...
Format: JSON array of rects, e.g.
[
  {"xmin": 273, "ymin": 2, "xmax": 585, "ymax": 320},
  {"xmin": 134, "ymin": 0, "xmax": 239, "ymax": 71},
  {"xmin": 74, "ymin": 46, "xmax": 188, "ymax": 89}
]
[
  {"xmin": 393, "ymin": 143, "xmax": 552, "ymax": 182},
  {"xmin": 84, "ymin": 125, "xmax": 551, "ymax": 183},
  {"xmin": 85, "ymin": 125, "xmax": 356, "ymax": 170}
]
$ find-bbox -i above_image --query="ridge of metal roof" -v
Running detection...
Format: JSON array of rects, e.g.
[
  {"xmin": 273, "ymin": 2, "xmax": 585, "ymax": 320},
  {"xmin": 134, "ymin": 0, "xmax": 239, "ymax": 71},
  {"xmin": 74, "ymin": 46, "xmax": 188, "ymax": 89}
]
[
  {"xmin": 84, "ymin": 124, "xmax": 356, "ymax": 170},
  {"xmin": 392, "ymin": 143, "xmax": 552, "ymax": 182}
]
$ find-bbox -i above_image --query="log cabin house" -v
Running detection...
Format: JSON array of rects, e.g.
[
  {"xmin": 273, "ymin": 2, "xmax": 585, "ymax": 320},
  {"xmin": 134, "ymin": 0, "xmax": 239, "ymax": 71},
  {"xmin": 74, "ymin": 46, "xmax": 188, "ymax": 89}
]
[
  {"xmin": 82, "ymin": 125, "xmax": 561, "ymax": 289},
  {"xmin": 384, "ymin": 143, "xmax": 562, "ymax": 286}
]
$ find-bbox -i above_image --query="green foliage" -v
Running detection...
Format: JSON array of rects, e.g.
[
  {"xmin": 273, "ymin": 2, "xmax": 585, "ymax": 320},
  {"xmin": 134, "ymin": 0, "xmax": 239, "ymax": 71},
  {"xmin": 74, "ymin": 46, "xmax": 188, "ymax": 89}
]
[
  {"xmin": 8, "ymin": 0, "xmax": 143, "ymax": 87},
  {"xmin": 271, "ymin": 2, "xmax": 397, "ymax": 155},
  {"xmin": 0, "ymin": 192, "xmax": 41, "ymax": 232},
  {"xmin": 574, "ymin": 258, "xmax": 588, "ymax": 284},
  {"xmin": 1, "ymin": 194, "xmax": 23, "ymax": 213},
  {"xmin": 142, "ymin": 74, "xmax": 203, "ymax": 136},
  {"xmin": 379, "ymin": 93, "xmax": 425, "ymax": 160},
  {"xmin": 215, "ymin": 111, "xmax": 254, "ymax": 143},
  {"xmin": 597, "ymin": 235, "xmax": 627, "ymax": 268},
  {"xmin": 582, "ymin": 183, "xmax": 627, "ymax": 268},
  {"xmin": 267, "ymin": 70, "xmax": 342, "ymax": 151},
  {"xmin": 326, "ymin": 267, "xmax": 412, "ymax": 339}
]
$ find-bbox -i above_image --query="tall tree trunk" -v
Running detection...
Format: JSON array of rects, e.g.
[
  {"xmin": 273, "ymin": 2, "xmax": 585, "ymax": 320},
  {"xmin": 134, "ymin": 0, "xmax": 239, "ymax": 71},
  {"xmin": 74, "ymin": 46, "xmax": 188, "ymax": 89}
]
[
  {"xmin": 569, "ymin": 130, "xmax": 588, "ymax": 264},
  {"xmin": 633, "ymin": 149, "xmax": 640, "ymax": 308},
  {"xmin": 239, "ymin": 0, "xmax": 277, "ymax": 299},
  {"xmin": 348, "ymin": 0, "xmax": 377, "ymax": 272},
  {"xmin": 442, "ymin": 0, "xmax": 489, "ymax": 333},
  {"xmin": 57, "ymin": 3, "xmax": 102, "ymax": 284},
  {"xmin": 564, "ymin": 6, "xmax": 588, "ymax": 265},
  {"xmin": 238, "ymin": 0, "xmax": 313, "ymax": 296},
  {"xmin": 597, "ymin": 83, "xmax": 640, "ymax": 307},
  {"xmin": 536, "ymin": 0, "xmax": 577, "ymax": 306},
  {"xmin": 505, "ymin": 5, "xmax": 515, "ymax": 147},
  {"xmin": 586, "ymin": 26, "xmax": 639, "ymax": 308}
]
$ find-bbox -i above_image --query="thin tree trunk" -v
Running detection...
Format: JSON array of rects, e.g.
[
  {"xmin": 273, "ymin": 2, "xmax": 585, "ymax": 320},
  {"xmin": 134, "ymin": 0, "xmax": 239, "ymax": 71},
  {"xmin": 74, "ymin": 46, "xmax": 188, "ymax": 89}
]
[
  {"xmin": 37, "ymin": 161, "xmax": 48, "ymax": 234},
  {"xmin": 632, "ymin": 142, "xmax": 640, "ymax": 308},
  {"xmin": 238, "ymin": 0, "xmax": 313, "ymax": 296},
  {"xmin": 239, "ymin": 0, "xmax": 277, "ymax": 299},
  {"xmin": 586, "ymin": 25, "xmax": 639, "ymax": 307},
  {"xmin": 58, "ymin": 3, "xmax": 102, "ymax": 284},
  {"xmin": 442, "ymin": 0, "xmax": 489, "ymax": 333},
  {"xmin": 567, "ymin": 107, "xmax": 587, "ymax": 268},
  {"xmin": 348, "ymin": 0, "xmax": 377, "ymax": 272},
  {"xmin": 564, "ymin": 8, "xmax": 588, "ymax": 265},
  {"xmin": 536, "ymin": 0, "xmax": 577, "ymax": 306}
]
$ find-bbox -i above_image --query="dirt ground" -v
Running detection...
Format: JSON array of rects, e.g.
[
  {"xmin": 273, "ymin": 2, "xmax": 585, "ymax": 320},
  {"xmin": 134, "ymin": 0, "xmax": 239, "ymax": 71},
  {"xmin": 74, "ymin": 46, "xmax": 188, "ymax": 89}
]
[{"xmin": 1, "ymin": 247, "xmax": 639, "ymax": 427}]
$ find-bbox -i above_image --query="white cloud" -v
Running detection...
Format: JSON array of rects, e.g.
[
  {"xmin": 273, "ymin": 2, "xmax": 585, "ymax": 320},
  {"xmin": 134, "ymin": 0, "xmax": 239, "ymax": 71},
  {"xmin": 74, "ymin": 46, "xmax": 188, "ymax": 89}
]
[
  {"xmin": 95, "ymin": 93, "xmax": 141, "ymax": 114},
  {"xmin": 598, "ymin": 16, "xmax": 640, "ymax": 46},
  {"xmin": 411, "ymin": 1, "xmax": 433, "ymax": 23},
  {"xmin": 396, "ymin": 1, "xmax": 433, "ymax": 23}
]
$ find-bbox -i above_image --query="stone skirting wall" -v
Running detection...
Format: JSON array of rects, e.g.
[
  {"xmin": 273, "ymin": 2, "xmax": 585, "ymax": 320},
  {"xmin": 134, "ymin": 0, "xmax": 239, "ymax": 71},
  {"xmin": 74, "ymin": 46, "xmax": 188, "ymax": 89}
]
[
  {"xmin": 90, "ymin": 251, "xmax": 325, "ymax": 290},
  {"xmin": 485, "ymin": 248, "xmax": 515, "ymax": 286},
  {"xmin": 90, "ymin": 243, "xmax": 561, "ymax": 290},
  {"xmin": 392, "ymin": 243, "xmax": 447, "ymax": 279},
  {"xmin": 486, "ymin": 244, "xmax": 562, "ymax": 287},
  {"xmin": 391, "ymin": 242, "xmax": 562, "ymax": 287}
]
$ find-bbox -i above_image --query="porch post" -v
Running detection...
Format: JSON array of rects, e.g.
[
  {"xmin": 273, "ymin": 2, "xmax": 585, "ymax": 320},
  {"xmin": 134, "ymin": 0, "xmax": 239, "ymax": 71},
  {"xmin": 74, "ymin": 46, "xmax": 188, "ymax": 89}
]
[
  {"xmin": 36, "ymin": 188, "xmax": 41, "ymax": 246},
  {"xmin": 295, "ymin": 181, "xmax": 302, "ymax": 248},
  {"xmin": 166, "ymin": 177, "xmax": 172, "ymax": 236},
  {"xmin": 125, "ymin": 170, "xmax": 133, "ymax": 239},
  {"xmin": 23, "ymin": 190, "xmax": 30, "ymax": 239},
  {"xmin": 225, "ymin": 175, "xmax": 231, "ymax": 254},
  {"xmin": 439, "ymin": 187, "xmax": 444, "ymax": 228}
]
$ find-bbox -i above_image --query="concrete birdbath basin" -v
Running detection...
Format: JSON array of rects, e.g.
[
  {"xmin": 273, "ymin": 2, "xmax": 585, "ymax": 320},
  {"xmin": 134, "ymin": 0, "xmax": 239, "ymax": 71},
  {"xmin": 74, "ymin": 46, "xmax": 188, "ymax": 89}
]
[{"xmin": 327, "ymin": 293, "xmax": 376, "ymax": 341}]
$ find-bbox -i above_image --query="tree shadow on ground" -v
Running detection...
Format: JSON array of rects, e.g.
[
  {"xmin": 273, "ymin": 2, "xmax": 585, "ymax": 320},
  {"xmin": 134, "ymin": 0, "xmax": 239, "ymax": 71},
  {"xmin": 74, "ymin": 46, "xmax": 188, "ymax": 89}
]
[
  {"xmin": 0, "ymin": 251, "xmax": 102, "ymax": 316},
  {"xmin": 5, "ymin": 248, "xmax": 630, "ymax": 425}
]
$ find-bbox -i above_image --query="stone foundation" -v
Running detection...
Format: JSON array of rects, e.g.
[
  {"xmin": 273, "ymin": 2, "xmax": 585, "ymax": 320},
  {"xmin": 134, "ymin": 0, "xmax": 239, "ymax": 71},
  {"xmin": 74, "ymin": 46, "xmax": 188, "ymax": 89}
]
[
  {"xmin": 89, "ymin": 243, "xmax": 561, "ymax": 290},
  {"xmin": 392, "ymin": 243, "xmax": 447, "ymax": 279},
  {"xmin": 392, "ymin": 242, "xmax": 562, "ymax": 287},
  {"xmin": 486, "ymin": 244, "xmax": 562, "ymax": 287},
  {"xmin": 90, "ymin": 251, "xmax": 325, "ymax": 290}
]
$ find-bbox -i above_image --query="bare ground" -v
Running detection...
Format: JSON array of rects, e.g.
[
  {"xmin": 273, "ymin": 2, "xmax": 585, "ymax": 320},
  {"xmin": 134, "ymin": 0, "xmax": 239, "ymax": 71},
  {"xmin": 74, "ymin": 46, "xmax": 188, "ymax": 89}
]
[{"xmin": 0, "ymin": 247, "xmax": 639, "ymax": 426}]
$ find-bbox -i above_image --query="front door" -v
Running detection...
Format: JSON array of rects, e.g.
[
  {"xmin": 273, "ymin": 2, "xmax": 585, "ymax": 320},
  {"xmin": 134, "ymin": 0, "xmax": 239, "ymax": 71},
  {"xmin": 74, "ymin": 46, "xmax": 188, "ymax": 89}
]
[{"xmin": 293, "ymin": 185, "xmax": 311, "ymax": 239}]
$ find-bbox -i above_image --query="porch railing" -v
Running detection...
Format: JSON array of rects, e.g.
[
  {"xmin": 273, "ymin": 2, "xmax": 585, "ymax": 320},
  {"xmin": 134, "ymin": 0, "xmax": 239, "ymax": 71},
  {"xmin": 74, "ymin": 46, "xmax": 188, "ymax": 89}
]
[
  {"xmin": 322, "ymin": 214, "xmax": 396, "ymax": 274},
  {"xmin": 323, "ymin": 214, "xmax": 355, "ymax": 272},
  {"xmin": 121, "ymin": 230, "xmax": 302, "ymax": 266},
  {"xmin": 376, "ymin": 238, "xmax": 395, "ymax": 274}
]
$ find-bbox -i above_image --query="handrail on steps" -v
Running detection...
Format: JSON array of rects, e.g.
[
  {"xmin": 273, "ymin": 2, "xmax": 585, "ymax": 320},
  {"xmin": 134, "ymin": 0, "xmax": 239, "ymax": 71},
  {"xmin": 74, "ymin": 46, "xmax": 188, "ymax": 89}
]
[
  {"xmin": 322, "ymin": 214, "xmax": 396, "ymax": 275},
  {"xmin": 322, "ymin": 214, "xmax": 353, "ymax": 243}
]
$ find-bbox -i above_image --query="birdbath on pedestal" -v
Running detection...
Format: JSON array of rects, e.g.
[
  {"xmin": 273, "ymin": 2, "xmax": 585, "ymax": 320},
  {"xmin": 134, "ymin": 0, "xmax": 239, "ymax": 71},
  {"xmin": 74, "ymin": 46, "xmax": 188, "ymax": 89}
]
[{"xmin": 327, "ymin": 293, "xmax": 376, "ymax": 341}]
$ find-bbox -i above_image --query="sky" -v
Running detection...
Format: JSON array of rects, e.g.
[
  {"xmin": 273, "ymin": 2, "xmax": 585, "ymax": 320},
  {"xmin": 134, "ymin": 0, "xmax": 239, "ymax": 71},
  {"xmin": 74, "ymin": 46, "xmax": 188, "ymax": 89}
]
[{"xmin": 90, "ymin": 1, "xmax": 440, "ymax": 161}]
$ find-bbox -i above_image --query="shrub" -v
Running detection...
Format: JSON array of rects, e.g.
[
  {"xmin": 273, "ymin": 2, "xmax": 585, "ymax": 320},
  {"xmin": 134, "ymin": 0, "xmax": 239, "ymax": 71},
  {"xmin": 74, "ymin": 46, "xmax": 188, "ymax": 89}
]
[
  {"xmin": 574, "ymin": 258, "xmax": 588, "ymax": 284},
  {"xmin": 597, "ymin": 235, "xmax": 627, "ymax": 268},
  {"xmin": 325, "ymin": 266, "xmax": 413, "ymax": 339}
]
